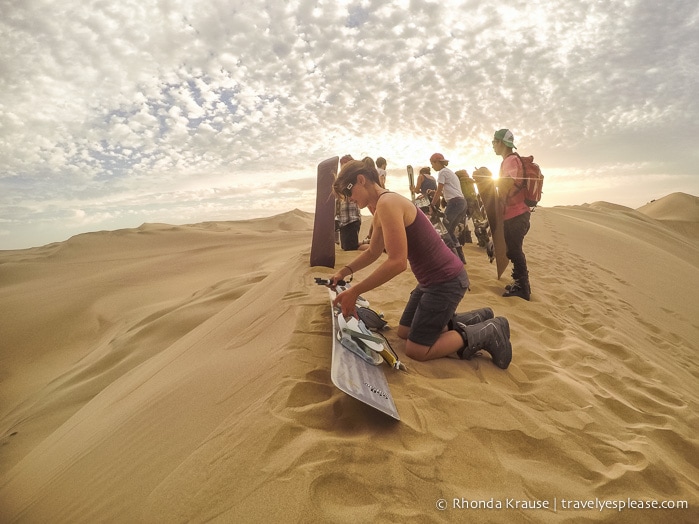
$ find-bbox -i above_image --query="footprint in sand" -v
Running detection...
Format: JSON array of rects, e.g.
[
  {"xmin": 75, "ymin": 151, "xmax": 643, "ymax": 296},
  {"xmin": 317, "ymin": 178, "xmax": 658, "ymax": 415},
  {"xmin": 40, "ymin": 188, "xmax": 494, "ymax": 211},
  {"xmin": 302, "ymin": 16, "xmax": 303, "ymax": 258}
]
[{"xmin": 308, "ymin": 472, "xmax": 381, "ymax": 521}]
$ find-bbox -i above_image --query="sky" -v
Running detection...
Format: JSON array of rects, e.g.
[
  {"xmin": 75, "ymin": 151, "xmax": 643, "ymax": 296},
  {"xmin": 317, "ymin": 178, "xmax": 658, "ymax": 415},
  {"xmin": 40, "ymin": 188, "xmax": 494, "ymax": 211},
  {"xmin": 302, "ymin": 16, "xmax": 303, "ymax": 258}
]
[{"xmin": 1, "ymin": 0, "xmax": 698, "ymax": 250}]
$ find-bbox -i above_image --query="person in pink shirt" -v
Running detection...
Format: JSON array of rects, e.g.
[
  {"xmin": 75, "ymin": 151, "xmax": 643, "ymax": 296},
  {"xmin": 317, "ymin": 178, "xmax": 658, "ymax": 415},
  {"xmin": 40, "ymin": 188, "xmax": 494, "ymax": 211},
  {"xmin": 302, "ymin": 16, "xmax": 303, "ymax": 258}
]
[{"xmin": 493, "ymin": 129, "xmax": 531, "ymax": 300}]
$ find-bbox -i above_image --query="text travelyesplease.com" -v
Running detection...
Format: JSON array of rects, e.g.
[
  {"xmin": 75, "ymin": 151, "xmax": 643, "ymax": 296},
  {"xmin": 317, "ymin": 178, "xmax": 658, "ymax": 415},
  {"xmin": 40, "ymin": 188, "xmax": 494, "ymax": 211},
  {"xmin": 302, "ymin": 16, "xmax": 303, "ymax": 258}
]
[{"xmin": 435, "ymin": 497, "xmax": 690, "ymax": 512}]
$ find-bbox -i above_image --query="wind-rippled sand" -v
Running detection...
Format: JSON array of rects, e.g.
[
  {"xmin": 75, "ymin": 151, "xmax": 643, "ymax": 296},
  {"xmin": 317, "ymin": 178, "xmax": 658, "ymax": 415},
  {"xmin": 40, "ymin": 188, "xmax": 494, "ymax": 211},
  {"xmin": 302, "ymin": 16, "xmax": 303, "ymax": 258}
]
[{"xmin": 1, "ymin": 194, "xmax": 697, "ymax": 523}]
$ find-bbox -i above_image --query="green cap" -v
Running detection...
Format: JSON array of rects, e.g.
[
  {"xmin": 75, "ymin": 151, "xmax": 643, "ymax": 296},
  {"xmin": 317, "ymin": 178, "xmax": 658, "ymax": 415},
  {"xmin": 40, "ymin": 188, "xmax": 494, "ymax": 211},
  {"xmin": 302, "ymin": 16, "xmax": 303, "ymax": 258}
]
[{"xmin": 494, "ymin": 129, "xmax": 517, "ymax": 149}]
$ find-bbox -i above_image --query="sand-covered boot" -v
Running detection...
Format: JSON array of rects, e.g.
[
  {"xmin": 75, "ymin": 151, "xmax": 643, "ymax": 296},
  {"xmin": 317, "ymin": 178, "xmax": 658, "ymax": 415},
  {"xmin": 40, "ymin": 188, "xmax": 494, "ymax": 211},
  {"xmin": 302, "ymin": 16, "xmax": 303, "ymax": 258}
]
[
  {"xmin": 461, "ymin": 227, "xmax": 473, "ymax": 244},
  {"xmin": 503, "ymin": 280, "xmax": 530, "ymax": 301},
  {"xmin": 454, "ymin": 317, "xmax": 512, "ymax": 369}
]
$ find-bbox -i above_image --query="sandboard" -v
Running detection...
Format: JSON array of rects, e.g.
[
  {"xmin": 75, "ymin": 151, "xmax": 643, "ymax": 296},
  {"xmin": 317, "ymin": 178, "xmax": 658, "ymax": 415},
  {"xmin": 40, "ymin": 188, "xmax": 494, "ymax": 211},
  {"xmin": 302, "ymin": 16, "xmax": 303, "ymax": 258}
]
[
  {"xmin": 326, "ymin": 287, "xmax": 400, "ymax": 420},
  {"xmin": 310, "ymin": 156, "xmax": 339, "ymax": 268},
  {"xmin": 407, "ymin": 165, "xmax": 415, "ymax": 202},
  {"xmin": 473, "ymin": 168, "xmax": 509, "ymax": 279},
  {"xmin": 473, "ymin": 193, "xmax": 495, "ymax": 255},
  {"xmin": 458, "ymin": 174, "xmax": 479, "ymax": 211}
]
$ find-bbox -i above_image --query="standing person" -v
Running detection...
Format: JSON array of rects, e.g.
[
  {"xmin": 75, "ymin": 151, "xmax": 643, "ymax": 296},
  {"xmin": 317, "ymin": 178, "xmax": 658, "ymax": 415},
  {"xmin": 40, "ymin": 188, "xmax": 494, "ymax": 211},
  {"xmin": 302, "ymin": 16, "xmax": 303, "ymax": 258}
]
[
  {"xmin": 492, "ymin": 129, "xmax": 531, "ymax": 300},
  {"xmin": 454, "ymin": 169, "xmax": 477, "ymax": 244},
  {"xmin": 408, "ymin": 166, "xmax": 436, "ymax": 214},
  {"xmin": 337, "ymin": 154, "xmax": 362, "ymax": 251},
  {"xmin": 376, "ymin": 157, "xmax": 388, "ymax": 188},
  {"xmin": 328, "ymin": 160, "xmax": 512, "ymax": 368},
  {"xmin": 429, "ymin": 153, "xmax": 467, "ymax": 264},
  {"xmin": 411, "ymin": 166, "xmax": 437, "ymax": 215},
  {"xmin": 413, "ymin": 166, "xmax": 437, "ymax": 199}
]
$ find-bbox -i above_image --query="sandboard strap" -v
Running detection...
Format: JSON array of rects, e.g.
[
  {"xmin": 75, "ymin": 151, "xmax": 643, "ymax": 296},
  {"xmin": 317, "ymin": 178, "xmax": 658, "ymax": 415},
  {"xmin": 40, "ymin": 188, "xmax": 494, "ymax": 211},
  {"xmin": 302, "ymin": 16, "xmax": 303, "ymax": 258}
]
[{"xmin": 341, "ymin": 327, "xmax": 384, "ymax": 345}]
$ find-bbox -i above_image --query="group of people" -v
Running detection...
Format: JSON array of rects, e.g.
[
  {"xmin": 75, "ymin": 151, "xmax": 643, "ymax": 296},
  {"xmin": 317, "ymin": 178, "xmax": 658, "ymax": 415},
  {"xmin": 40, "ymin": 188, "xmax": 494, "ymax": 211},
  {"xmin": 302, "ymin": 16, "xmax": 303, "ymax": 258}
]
[{"xmin": 329, "ymin": 129, "xmax": 532, "ymax": 368}]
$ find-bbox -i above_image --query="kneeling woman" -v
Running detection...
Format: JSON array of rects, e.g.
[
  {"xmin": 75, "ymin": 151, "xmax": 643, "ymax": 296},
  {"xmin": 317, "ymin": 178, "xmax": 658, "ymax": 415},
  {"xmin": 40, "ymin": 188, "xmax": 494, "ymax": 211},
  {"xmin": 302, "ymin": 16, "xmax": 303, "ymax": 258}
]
[{"xmin": 329, "ymin": 160, "xmax": 512, "ymax": 367}]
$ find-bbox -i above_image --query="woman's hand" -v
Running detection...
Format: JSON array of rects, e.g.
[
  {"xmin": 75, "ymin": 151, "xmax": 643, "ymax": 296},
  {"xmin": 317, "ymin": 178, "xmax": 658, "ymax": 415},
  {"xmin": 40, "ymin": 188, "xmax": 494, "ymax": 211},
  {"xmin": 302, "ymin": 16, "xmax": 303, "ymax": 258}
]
[
  {"xmin": 332, "ymin": 286, "xmax": 359, "ymax": 317},
  {"xmin": 330, "ymin": 271, "xmax": 345, "ymax": 287}
]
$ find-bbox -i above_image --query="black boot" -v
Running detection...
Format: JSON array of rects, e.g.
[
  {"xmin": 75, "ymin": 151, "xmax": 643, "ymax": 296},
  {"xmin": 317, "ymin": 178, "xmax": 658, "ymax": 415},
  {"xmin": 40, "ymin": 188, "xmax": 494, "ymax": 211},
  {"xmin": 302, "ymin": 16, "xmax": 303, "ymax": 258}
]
[
  {"xmin": 503, "ymin": 280, "xmax": 530, "ymax": 301},
  {"xmin": 454, "ymin": 317, "xmax": 512, "ymax": 369},
  {"xmin": 458, "ymin": 227, "xmax": 473, "ymax": 244},
  {"xmin": 450, "ymin": 307, "xmax": 494, "ymax": 329}
]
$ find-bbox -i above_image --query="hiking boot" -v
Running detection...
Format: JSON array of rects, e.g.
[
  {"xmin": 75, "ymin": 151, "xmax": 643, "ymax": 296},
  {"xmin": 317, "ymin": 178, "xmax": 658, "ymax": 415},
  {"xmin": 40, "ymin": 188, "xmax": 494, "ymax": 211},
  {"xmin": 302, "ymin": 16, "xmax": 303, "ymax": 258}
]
[
  {"xmin": 451, "ymin": 307, "xmax": 494, "ymax": 328},
  {"xmin": 454, "ymin": 317, "xmax": 512, "ymax": 369},
  {"xmin": 503, "ymin": 281, "xmax": 530, "ymax": 301}
]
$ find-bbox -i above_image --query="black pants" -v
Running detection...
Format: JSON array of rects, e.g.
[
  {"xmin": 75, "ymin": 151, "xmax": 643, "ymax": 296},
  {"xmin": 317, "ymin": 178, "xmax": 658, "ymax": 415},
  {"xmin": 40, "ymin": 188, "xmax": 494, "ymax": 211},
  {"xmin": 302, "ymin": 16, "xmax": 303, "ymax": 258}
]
[
  {"xmin": 444, "ymin": 197, "xmax": 467, "ymax": 246},
  {"xmin": 339, "ymin": 220, "xmax": 361, "ymax": 251},
  {"xmin": 503, "ymin": 212, "xmax": 530, "ymax": 283}
]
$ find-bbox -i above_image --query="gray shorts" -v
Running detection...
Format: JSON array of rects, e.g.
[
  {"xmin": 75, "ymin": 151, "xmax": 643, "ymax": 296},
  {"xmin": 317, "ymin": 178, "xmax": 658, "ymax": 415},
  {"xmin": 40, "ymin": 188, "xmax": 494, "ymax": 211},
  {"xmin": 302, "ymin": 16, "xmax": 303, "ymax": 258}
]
[{"xmin": 399, "ymin": 268, "xmax": 469, "ymax": 346}]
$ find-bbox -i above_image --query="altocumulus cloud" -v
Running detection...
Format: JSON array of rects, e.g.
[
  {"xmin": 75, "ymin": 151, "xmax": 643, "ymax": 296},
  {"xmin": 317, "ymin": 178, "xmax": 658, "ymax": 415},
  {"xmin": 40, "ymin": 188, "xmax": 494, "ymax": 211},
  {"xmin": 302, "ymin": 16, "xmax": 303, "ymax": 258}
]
[{"xmin": 1, "ymin": 0, "xmax": 698, "ymax": 248}]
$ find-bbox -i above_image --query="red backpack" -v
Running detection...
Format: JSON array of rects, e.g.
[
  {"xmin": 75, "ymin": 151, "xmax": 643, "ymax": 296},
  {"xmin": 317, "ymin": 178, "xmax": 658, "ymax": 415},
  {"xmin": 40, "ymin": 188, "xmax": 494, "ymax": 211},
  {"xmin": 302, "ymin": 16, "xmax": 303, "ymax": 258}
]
[{"xmin": 514, "ymin": 153, "xmax": 544, "ymax": 207}]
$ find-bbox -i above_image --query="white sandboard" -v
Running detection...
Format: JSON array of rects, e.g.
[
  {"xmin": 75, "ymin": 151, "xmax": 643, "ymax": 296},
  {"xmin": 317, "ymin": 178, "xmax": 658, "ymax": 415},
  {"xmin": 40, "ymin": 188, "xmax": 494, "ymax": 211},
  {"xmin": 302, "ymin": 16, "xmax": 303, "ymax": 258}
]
[{"xmin": 327, "ymin": 288, "xmax": 400, "ymax": 420}]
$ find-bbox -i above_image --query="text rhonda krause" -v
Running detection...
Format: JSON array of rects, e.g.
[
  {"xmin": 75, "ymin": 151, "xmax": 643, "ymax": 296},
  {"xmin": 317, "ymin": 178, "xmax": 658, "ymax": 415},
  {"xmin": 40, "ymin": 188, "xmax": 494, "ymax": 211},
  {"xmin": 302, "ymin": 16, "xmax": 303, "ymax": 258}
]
[{"xmin": 452, "ymin": 497, "xmax": 689, "ymax": 511}]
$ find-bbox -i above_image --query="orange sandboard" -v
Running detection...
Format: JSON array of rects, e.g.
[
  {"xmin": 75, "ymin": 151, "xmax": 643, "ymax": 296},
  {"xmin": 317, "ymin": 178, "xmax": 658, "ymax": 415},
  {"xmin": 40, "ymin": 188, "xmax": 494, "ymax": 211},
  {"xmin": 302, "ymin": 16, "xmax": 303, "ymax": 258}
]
[{"xmin": 473, "ymin": 168, "xmax": 509, "ymax": 279}]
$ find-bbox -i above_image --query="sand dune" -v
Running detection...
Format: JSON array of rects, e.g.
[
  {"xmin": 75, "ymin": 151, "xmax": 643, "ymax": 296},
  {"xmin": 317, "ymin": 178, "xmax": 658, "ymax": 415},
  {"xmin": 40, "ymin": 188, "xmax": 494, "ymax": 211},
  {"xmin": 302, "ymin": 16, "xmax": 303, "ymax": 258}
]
[
  {"xmin": 1, "ymin": 196, "xmax": 697, "ymax": 523},
  {"xmin": 637, "ymin": 192, "xmax": 699, "ymax": 222},
  {"xmin": 637, "ymin": 192, "xmax": 699, "ymax": 242}
]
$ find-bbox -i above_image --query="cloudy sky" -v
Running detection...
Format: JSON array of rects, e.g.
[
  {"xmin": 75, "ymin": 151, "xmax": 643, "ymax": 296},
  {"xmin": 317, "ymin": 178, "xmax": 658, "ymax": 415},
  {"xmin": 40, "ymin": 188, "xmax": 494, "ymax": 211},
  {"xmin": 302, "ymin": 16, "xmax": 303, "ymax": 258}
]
[{"xmin": 1, "ymin": 0, "xmax": 698, "ymax": 249}]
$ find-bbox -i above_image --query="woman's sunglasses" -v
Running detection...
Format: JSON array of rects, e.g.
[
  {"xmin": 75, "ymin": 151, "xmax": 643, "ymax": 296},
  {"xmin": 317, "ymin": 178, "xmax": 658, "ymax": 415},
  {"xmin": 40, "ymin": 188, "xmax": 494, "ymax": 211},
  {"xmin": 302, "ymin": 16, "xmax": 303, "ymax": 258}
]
[{"xmin": 341, "ymin": 181, "xmax": 354, "ymax": 199}]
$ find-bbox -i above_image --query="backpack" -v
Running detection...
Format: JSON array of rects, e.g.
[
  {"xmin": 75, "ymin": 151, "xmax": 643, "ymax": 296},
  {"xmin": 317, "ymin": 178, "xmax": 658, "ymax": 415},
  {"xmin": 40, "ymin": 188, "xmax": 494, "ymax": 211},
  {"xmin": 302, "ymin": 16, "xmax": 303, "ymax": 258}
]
[{"xmin": 514, "ymin": 154, "xmax": 544, "ymax": 207}]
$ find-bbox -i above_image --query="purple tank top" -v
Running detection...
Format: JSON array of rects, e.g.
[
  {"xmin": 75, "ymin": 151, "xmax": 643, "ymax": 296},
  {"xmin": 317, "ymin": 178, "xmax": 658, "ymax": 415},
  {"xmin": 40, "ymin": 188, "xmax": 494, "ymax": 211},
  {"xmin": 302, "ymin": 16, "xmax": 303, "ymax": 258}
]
[{"xmin": 406, "ymin": 210, "xmax": 464, "ymax": 286}]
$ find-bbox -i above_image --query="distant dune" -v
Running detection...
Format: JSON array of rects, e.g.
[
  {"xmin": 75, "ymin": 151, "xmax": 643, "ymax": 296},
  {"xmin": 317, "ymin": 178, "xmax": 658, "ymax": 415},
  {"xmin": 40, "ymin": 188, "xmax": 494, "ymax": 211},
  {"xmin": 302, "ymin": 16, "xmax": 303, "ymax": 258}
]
[
  {"xmin": 1, "ymin": 198, "xmax": 697, "ymax": 523},
  {"xmin": 637, "ymin": 192, "xmax": 699, "ymax": 222}
]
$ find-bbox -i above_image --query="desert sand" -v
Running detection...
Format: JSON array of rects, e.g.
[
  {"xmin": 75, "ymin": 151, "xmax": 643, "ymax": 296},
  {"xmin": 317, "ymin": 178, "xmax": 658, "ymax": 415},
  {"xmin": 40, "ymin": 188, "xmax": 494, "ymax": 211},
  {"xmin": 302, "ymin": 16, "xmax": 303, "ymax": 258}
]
[{"xmin": 1, "ymin": 193, "xmax": 697, "ymax": 523}]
